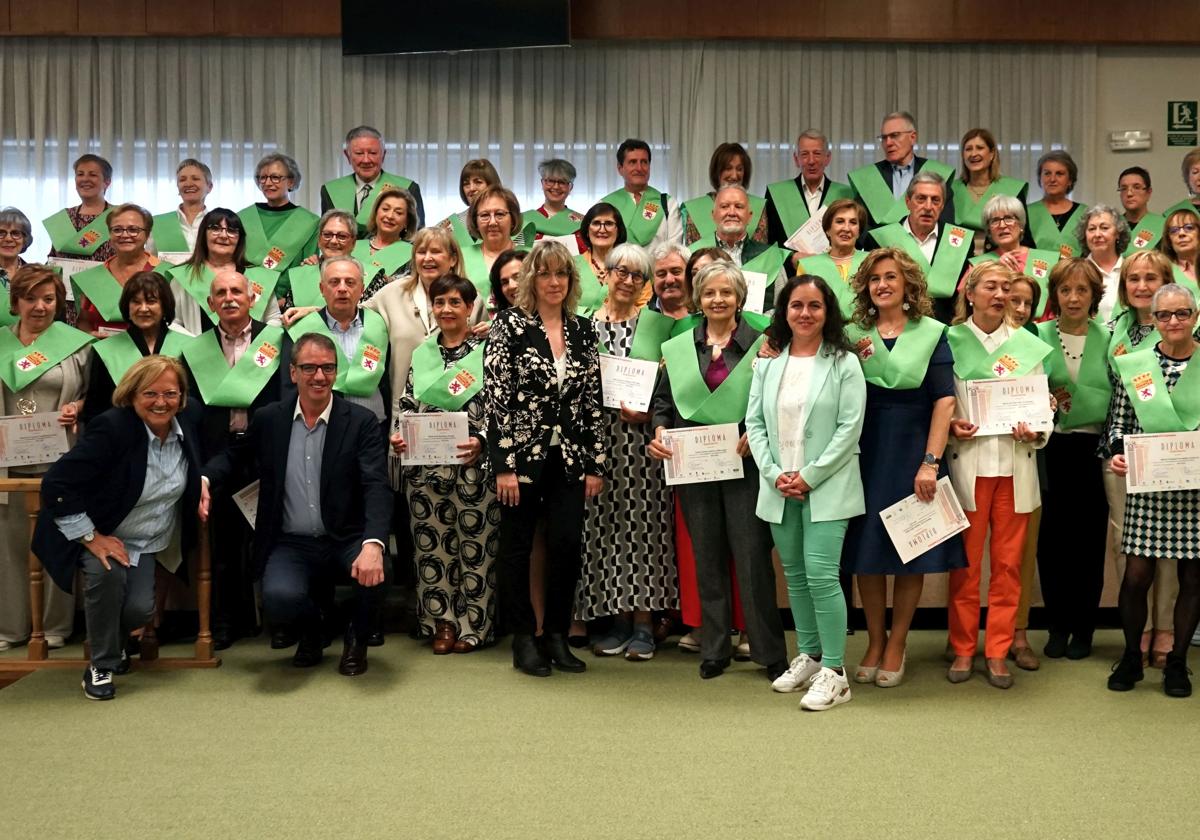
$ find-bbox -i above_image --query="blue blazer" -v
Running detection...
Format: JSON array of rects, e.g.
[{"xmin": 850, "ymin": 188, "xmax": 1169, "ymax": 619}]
[{"xmin": 745, "ymin": 344, "xmax": 867, "ymax": 524}]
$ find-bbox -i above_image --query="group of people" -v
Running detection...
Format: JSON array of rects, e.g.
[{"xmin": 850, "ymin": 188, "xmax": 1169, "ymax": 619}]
[{"xmin": 4, "ymin": 113, "xmax": 1200, "ymax": 710}]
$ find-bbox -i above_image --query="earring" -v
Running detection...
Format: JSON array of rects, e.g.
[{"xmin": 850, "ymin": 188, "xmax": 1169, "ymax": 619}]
[
  {"xmin": 902, "ymin": 301, "xmax": 911, "ymax": 311},
  {"xmin": 867, "ymin": 306, "xmax": 876, "ymax": 315}
]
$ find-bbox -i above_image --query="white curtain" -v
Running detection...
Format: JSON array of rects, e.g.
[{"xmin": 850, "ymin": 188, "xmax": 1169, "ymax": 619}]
[{"xmin": 0, "ymin": 38, "xmax": 1096, "ymax": 257}]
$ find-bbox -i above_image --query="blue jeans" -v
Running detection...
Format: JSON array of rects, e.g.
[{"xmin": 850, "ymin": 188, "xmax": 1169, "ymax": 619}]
[
  {"xmin": 262, "ymin": 535, "xmax": 382, "ymax": 644},
  {"xmin": 82, "ymin": 551, "xmax": 157, "ymax": 670}
]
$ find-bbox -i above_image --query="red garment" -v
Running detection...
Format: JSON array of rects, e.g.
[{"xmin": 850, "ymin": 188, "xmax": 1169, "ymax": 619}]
[{"xmin": 674, "ymin": 495, "xmax": 745, "ymax": 630}]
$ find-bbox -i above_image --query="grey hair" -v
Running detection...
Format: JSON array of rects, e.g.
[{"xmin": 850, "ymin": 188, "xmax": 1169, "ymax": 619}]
[
  {"xmin": 882, "ymin": 111, "xmax": 916, "ymax": 132},
  {"xmin": 1076, "ymin": 203, "xmax": 1131, "ymax": 257},
  {"xmin": 320, "ymin": 255, "xmax": 365, "ymax": 281},
  {"xmin": 714, "ymin": 183, "xmax": 750, "ymax": 201},
  {"xmin": 795, "ymin": 129, "xmax": 829, "ymax": 153},
  {"xmin": 318, "ymin": 208, "xmax": 356, "ymax": 234},
  {"xmin": 344, "ymin": 125, "xmax": 383, "ymax": 146},
  {"xmin": 906, "ymin": 170, "xmax": 946, "ymax": 202},
  {"xmin": 537, "ymin": 159, "xmax": 577, "ymax": 182},
  {"xmin": 982, "ymin": 194, "xmax": 1026, "ymax": 229},
  {"xmin": 692, "ymin": 260, "xmax": 747, "ymax": 311},
  {"xmin": 0, "ymin": 207, "xmax": 33, "ymax": 254},
  {"xmin": 176, "ymin": 158, "xmax": 213, "ymax": 185},
  {"xmin": 651, "ymin": 241, "xmax": 691, "ymax": 265},
  {"xmin": 1151, "ymin": 282, "xmax": 1197, "ymax": 311},
  {"xmin": 255, "ymin": 152, "xmax": 302, "ymax": 191},
  {"xmin": 605, "ymin": 243, "xmax": 653, "ymax": 279}
]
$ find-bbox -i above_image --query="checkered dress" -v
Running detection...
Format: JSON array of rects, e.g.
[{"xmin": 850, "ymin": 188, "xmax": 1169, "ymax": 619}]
[{"xmin": 1107, "ymin": 346, "xmax": 1200, "ymax": 559}]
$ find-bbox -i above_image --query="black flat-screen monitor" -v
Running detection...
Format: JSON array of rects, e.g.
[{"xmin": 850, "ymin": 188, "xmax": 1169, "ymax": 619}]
[{"xmin": 341, "ymin": 0, "xmax": 571, "ymax": 56}]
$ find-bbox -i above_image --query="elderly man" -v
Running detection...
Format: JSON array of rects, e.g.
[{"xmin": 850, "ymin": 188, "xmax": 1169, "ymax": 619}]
[
  {"xmin": 285, "ymin": 256, "xmax": 390, "ymax": 433},
  {"xmin": 765, "ymin": 130, "xmax": 855, "ymax": 248},
  {"xmin": 849, "ymin": 111, "xmax": 955, "ymax": 231},
  {"xmin": 201, "ymin": 332, "xmax": 391, "ymax": 676},
  {"xmin": 181, "ymin": 270, "xmax": 288, "ymax": 649},
  {"xmin": 320, "ymin": 125, "xmax": 425, "ymax": 235},
  {"xmin": 602, "ymin": 138, "xmax": 683, "ymax": 251},
  {"xmin": 695, "ymin": 185, "xmax": 792, "ymax": 313},
  {"xmin": 866, "ymin": 172, "xmax": 974, "ymax": 322}
]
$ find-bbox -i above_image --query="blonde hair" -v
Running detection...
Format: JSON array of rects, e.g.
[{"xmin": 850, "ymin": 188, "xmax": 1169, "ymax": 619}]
[
  {"xmin": 402, "ymin": 227, "xmax": 465, "ymax": 294},
  {"xmin": 953, "ymin": 262, "xmax": 1015, "ymax": 325},
  {"xmin": 513, "ymin": 240, "xmax": 581, "ymax": 315},
  {"xmin": 850, "ymin": 247, "xmax": 932, "ymax": 327},
  {"xmin": 112, "ymin": 355, "xmax": 188, "ymax": 410}
]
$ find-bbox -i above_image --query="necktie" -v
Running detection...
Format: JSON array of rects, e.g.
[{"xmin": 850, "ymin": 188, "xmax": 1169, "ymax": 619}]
[{"xmin": 358, "ymin": 182, "xmax": 373, "ymax": 213}]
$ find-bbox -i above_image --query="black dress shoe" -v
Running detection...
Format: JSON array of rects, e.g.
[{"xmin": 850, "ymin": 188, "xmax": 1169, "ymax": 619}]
[
  {"xmin": 292, "ymin": 634, "xmax": 324, "ymax": 668},
  {"xmin": 366, "ymin": 631, "xmax": 385, "ymax": 648},
  {"xmin": 212, "ymin": 631, "xmax": 236, "ymax": 651},
  {"xmin": 1108, "ymin": 649, "xmax": 1144, "ymax": 692},
  {"xmin": 113, "ymin": 650, "xmax": 131, "ymax": 676},
  {"xmin": 270, "ymin": 629, "xmax": 297, "ymax": 650},
  {"xmin": 700, "ymin": 657, "xmax": 731, "ymax": 679},
  {"xmin": 512, "ymin": 634, "xmax": 551, "ymax": 677},
  {"xmin": 338, "ymin": 640, "xmax": 369, "ymax": 676},
  {"xmin": 544, "ymin": 633, "xmax": 587, "ymax": 673},
  {"xmin": 1065, "ymin": 635, "xmax": 1093, "ymax": 660},
  {"xmin": 1044, "ymin": 632, "xmax": 1069, "ymax": 659},
  {"xmin": 567, "ymin": 634, "xmax": 589, "ymax": 649},
  {"xmin": 1163, "ymin": 652, "xmax": 1192, "ymax": 697},
  {"xmin": 765, "ymin": 659, "xmax": 788, "ymax": 681}
]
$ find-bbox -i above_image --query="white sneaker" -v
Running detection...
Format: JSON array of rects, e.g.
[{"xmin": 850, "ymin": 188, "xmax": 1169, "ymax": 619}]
[
  {"xmin": 800, "ymin": 667, "xmax": 852, "ymax": 711},
  {"xmin": 771, "ymin": 653, "xmax": 822, "ymax": 693},
  {"xmin": 677, "ymin": 631, "xmax": 701, "ymax": 653},
  {"xmin": 0, "ymin": 639, "xmax": 12, "ymax": 652},
  {"xmin": 45, "ymin": 635, "xmax": 66, "ymax": 650}
]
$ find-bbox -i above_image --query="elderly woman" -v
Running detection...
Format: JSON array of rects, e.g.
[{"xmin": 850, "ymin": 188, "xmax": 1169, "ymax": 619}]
[
  {"xmin": 1032, "ymin": 259, "xmax": 1111, "ymax": 661},
  {"xmin": 83, "ymin": 272, "xmax": 191, "ymax": 424},
  {"xmin": 167, "ymin": 208, "xmax": 282, "ymax": 333},
  {"xmin": 438, "ymin": 159, "xmax": 502, "ymax": 246},
  {"xmin": 285, "ymin": 209, "xmax": 359, "ymax": 309},
  {"xmin": 0, "ymin": 207, "xmax": 33, "ymax": 326},
  {"xmin": 151, "ymin": 159, "xmax": 213, "ymax": 259},
  {"xmin": 1118, "ymin": 167, "xmax": 1162, "ymax": 252},
  {"xmin": 34, "ymin": 356, "xmax": 200, "ymax": 700},
  {"xmin": 649, "ymin": 260, "xmax": 788, "ymax": 680},
  {"xmin": 1077, "ymin": 204, "xmax": 1130, "ymax": 321},
  {"xmin": 462, "ymin": 186, "xmax": 523, "ymax": 296},
  {"xmin": 576, "ymin": 202, "xmax": 634, "ymax": 315},
  {"xmin": 0, "ymin": 265, "xmax": 93, "ymax": 652},
  {"xmin": 1027, "ymin": 150, "xmax": 1087, "ymax": 258},
  {"xmin": 45, "ymin": 154, "xmax": 116, "ymax": 263},
  {"xmin": 392, "ymin": 274, "xmax": 499, "ymax": 653},
  {"xmin": 841, "ymin": 248, "xmax": 962, "ymax": 688},
  {"xmin": 970, "ymin": 195, "xmax": 1062, "ymax": 322},
  {"xmin": 683, "ymin": 143, "xmax": 769, "ymax": 246},
  {"xmin": 945, "ymin": 262, "xmax": 1053, "ymax": 689},
  {"xmin": 358, "ymin": 187, "xmax": 417, "ymax": 300},
  {"xmin": 238, "ymin": 153, "xmax": 319, "ymax": 275},
  {"xmin": 485, "ymin": 240, "xmax": 607, "ymax": 677},
  {"xmin": 1107, "ymin": 283, "xmax": 1200, "ymax": 697},
  {"xmin": 795, "ymin": 199, "xmax": 869, "ymax": 318},
  {"xmin": 72, "ymin": 204, "xmax": 160, "ymax": 337},
  {"xmin": 524, "ymin": 159, "xmax": 584, "ymax": 244},
  {"xmin": 1163, "ymin": 148, "xmax": 1200, "ymax": 219},
  {"xmin": 951, "ymin": 128, "xmax": 1028, "ymax": 241},
  {"xmin": 576, "ymin": 244, "xmax": 677, "ymax": 661},
  {"xmin": 1157, "ymin": 206, "xmax": 1200, "ymax": 291},
  {"xmin": 488, "ymin": 249, "xmax": 525, "ymax": 314}
]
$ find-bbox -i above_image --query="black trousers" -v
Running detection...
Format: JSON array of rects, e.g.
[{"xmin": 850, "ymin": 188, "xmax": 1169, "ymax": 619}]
[
  {"xmin": 1037, "ymin": 431, "xmax": 1107, "ymax": 640},
  {"xmin": 210, "ymin": 492, "xmax": 258, "ymax": 637},
  {"xmin": 497, "ymin": 448, "xmax": 585, "ymax": 635}
]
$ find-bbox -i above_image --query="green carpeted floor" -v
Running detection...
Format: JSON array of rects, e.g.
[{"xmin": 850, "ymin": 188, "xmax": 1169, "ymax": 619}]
[{"xmin": 2, "ymin": 629, "xmax": 1199, "ymax": 839}]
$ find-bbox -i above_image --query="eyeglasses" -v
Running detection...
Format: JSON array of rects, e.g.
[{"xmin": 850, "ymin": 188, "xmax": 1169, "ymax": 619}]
[
  {"xmin": 877, "ymin": 131, "xmax": 913, "ymax": 143},
  {"xmin": 111, "ymin": 226, "xmax": 145, "ymax": 236},
  {"xmin": 295, "ymin": 363, "xmax": 338, "ymax": 376},
  {"xmin": 477, "ymin": 211, "xmax": 510, "ymax": 222},
  {"xmin": 988, "ymin": 215, "xmax": 1020, "ymax": 228},
  {"xmin": 1152, "ymin": 309, "xmax": 1195, "ymax": 323},
  {"xmin": 541, "ymin": 178, "xmax": 572, "ymax": 188},
  {"xmin": 1117, "ymin": 185, "xmax": 1147, "ymax": 194},
  {"xmin": 139, "ymin": 389, "xmax": 181, "ymax": 402},
  {"xmin": 612, "ymin": 266, "xmax": 646, "ymax": 284},
  {"xmin": 1169, "ymin": 224, "xmax": 1198, "ymax": 236},
  {"xmin": 0, "ymin": 229, "xmax": 25, "ymax": 241},
  {"xmin": 207, "ymin": 224, "xmax": 239, "ymax": 236},
  {"xmin": 256, "ymin": 174, "xmax": 289, "ymax": 184},
  {"xmin": 320, "ymin": 231, "xmax": 354, "ymax": 243},
  {"xmin": 589, "ymin": 219, "xmax": 617, "ymax": 230}
]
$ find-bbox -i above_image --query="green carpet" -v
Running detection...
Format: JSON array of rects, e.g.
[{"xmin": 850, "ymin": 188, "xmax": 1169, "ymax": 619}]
[{"xmin": 2, "ymin": 630, "xmax": 1199, "ymax": 839}]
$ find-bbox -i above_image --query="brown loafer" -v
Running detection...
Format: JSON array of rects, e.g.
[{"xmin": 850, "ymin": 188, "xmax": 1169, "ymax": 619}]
[
  {"xmin": 338, "ymin": 640, "xmax": 368, "ymax": 676},
  {"xmin": 452, "ymin": 638, "xmax": 478, "ymax": 654},
  {"xmin": 432, "ymin": 621, "xmax": 457, "ymax": 655},
  {"xmin": 1008, "ymin": 644, "xmax": 1040, "ymax": 672}
]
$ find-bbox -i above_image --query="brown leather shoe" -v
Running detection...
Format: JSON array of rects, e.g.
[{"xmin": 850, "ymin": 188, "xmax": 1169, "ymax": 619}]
[
  {"xmin": 1008, "ymin": 644, "xmax": 1040, "ymax": 671},
  {"xmin": 432, "ymin": 621, "xmax": 457, "ymax": 655},
  {"xmin": 338, "ymin": 640, "xmax": 368, "ymax": 676},
  {"xmin": 452, "ymin": 638, "xmax": 478, "ymax": 654}
]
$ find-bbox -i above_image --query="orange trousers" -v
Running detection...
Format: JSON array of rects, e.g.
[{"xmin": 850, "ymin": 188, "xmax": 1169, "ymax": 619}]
[{"xmin": 949, "ymin": 476, "xmax": 1029, "ymax": 659}]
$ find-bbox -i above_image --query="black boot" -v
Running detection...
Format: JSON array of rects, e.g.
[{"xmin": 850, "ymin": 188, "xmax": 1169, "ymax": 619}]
[
  {"xmin": 544, "ymin": 632, "xmax": 587, "ymax": 673},
  {"xmin": 512, "ymin": 634, "xmax": 551, "ymax": 677},
  {"xmin": 1163, "ymin": 652, "xmax": 1193, "ymax": 698},
  {"xmin": 1107, "ymin": 649, "xmax": 1144, "ymax": 692}
]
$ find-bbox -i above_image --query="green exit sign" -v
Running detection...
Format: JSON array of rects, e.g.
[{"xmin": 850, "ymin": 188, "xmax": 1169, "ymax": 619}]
[{"xmin": 1168, "ymin": 101, "xmax": 1198, "ymax": 146}]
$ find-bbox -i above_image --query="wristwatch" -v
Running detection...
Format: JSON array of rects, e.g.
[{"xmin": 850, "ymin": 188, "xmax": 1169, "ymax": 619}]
[
  {"xmin": 922, "ymin": 453, "xmax": 940, "ymax": 467},
  {"xmin": 79, "ymin": 532, "xmax": 95, "ymax": 544}
]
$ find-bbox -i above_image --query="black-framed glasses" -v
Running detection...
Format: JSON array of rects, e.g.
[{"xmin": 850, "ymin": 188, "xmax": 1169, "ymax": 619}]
[
  {"xmin": 612, "ymin": 266, "xmax": 646, "ymax": 284},
  {"xmin": 320, "ymin": 231, "xmax": 354, "ymax": 243},
  {"xmin": 541, "ymin": 177, "xmax": 572, "ymax": 188},
  {"xmin": 111, "ymin": 226, "xmax": 146, "ymax": 236},
  {"xmin": 207, "ymin": 223, "xmax": 240, "ymax": 237},
  {"xmin": 0, "ymin": 229, "xmax": 25, "ymax": 241},
  {"xmin": 589, "ymin": 219, "xmax": 617, "ymax": 230},
  {"xmin": 1152, "ymin": 309, "xmax": 1194, "ymax": 323},
  {"xmin": 988, "ymin": 215, "xmax": 1020, "ymax": 228},
  {"xmin": 256, "ymin": 173, "xmax": 288, "ymax": 184},
  {"xmin": 295, "ymin": 363, "xmax": 338, "ymax": 376}
]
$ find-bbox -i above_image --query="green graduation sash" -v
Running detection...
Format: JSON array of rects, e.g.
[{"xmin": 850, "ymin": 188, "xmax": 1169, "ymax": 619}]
[
  {"xmin": 798, "ymin": 251, "xmax": 866, "ymax": 318},
  {"xmin": 845, "ymin": 316, "xmax": 944, "ymax": 389},
  {"xmin": 869, "ymin": 222, "xmax": 971, "ymax": 299},
  {"xmin": 410, "ymin": 335, "xmax": 485, "ymax": 411},
  {"xmin": 1162, "ymin": 199, "xmax": 1200, "ymax": 220},
  {"xmin": 71, "ymin": 264, "xmax": 126, "ymax": 323},
  {"xmin": 1107, "ymin": 310, "xmax": 1147, "ymax": 364},
  {"xmin": 43, "ymin": 208, "xmax": 111, "ymax": 257},
  {"xmin": 660, "ymin": 322, "xmax": 766, "ymax": 425},
  {"xmin": 950, "ymin": 176, "xmax": 1028, "ymax": 231},
  {"xmin": 522, "ymin": 208, "xmax": 583, "ymax": 238},
  {"xmin": 182, "ymin": 325, "xmax": 284, "ymax": 408},
  {"xmin": 287, "ymin": 309, "xmax": 388, "ymax": 397},
  {"xmin": 461, "ymin": 244, "xmax": 492, "ymax": 298},
  {"xmin": 1026, "ymin": 201, "xmax": 1087, "ymax": 258},
  {"xmin": 969, "ymin": 249, "xmax": 1061, "ymax": 319},
  {"xmin": 603, "ymin": 187, "xmax": 667, "ymax": 247},
  {"xmin": 946, "ymin": 321, "xmax": 1052, "ymax": 381},
  {"xmin": 92, "ymin": 328, "xmax": 190, "ymax": 386},
  {"xmin": 628, "ymin": 308, "xmax": 683, "ymax": 362},
  {"xmin": 0, "ymin": 322, "xmax": 94, "ymax": 391},
  {"xmin": 286, "ymin": 264, "xmax": 323, "ymax": 308},
  {"xmin": 575, "ymin": 253, "xmax": 609, "ymax": 316},
  {"xmin": 448, "ymin": 212, "xmax": 475, "ymax": 249},
  {"xmin": 1125, "ymin": 212, "xmax": 1165, "ymax": 254},
  {"xmin": 353, "ymin": 238, "xmax": 412, "ymax": 286},
  {"xmin": 151, "ymin": 212, "xmax": 190, "ymax": 253},
  {"xmin": 764, "ymin": 178, "xmax": 854, "ymax": 239},
  {"xmin": 1037, "ymin": 319, "xmax": 1112, "ymax": 428},
  {"xmin": 848, "ymin": 159, "xmax": 955, "ymax": 225},
  {"xmin": 1115, "ymin": 345, "xmax": 1200, "ymax": 432},
  {"xmin": 323, "ymin": 172, "xmax": 414, "ymax": 230},
  {"xmin": 238, "ymin": 205, "xmax": 318, "ymax": 272},
  {"xmin": 681, "ymin": 194, "xmax": 767, "ymax": 244},
  {"xmin": 168, "ymin": 264, "xmax": 281, "ymax": 324}
]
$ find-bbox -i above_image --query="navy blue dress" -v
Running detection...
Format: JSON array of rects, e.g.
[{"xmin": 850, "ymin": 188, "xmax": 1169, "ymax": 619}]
[{"xmin": 844, "ymin": 334, "xmax": 967, "ymax": 575}]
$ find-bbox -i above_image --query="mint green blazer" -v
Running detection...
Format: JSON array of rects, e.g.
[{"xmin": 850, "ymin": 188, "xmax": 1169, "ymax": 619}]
[{"xmin": 745, "ymin": 344, "xmax": 867, "ymax": 524}]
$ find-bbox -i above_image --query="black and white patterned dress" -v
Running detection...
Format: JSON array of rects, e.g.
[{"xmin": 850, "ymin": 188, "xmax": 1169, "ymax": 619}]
[
  {"xmin": 575, "ymin": 316, "xmax": 678, "ymax": 620},
  {"xmin": 1106, "ymin": 345, "xmax": 1200, "ymax": 560}
]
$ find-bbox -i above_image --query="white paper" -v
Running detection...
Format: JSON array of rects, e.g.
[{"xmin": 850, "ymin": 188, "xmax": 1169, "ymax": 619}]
[
  {"xmin": 598, "ymin": 354, "xmax": 659, "ymax": 413},
  {"xmin": 233, "ymin": 480, "xmax": 260, "ymax": 529},
  {"xmin": 784, "ymin": 213, "xmax": 830, "ymax": 255},
  {"xmin": 1125, "ymin": 431, "xmax": 1200, "ymax": 494},
  {"xmin": 660, "ymin": 423, "xmax": 744, "ymax": 486},
  {"xmin": 401, "ymin": 412, "xmax": 470, "ymax": 466},
  {"xmin": 48, "ymin": 257, "xmax": 102, "ymax": 301},
  {"xmin": 879, "ymin": 476, "xmax": 970, "ymax": 564},
  {"xmin": 542, "ymin": 233, "xmax": 580, "ymax": 256},
  {"xmin": 965, "ymin": 374, "xmax": 1054, "ymax": 437},
  {"xmin": 0, "ymin": 413, "xmax": 69, "ymax": 468},
  {"xmin": 157, "ymin": 251, "xmax": 192, "ymax": 266},
  {"xmin": 742, "ymin": 270, "xmax": 769, "ymax": 315}
]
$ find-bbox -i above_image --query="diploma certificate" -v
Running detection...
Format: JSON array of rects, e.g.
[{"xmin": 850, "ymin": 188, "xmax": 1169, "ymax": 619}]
[
  {"xmin": 742, "ymin": 270, "xmax": 769, "ymax": 315},
  {"xmin": 1125, "ymin": 431, "xmax": 1200, "ymax": 494},
  {"xmin": 542, "ymin": 234, "xmax": 580, "ymax": 256},
  {"xmin": 599, "ymin": 354, "xmax": 659, "ymax": 412},
  {"xmin": 233, "ymin": 480, "xmax": 260, "ymax": 529},
  {"xmin": 402, "ymin": 412, "xmax": 470, "ymax": 466},
  {"xmin": 660, "ymin": 423, "xmax": 744, "ymax": 486},
  {"xmin": 879, "ymin": 476, "xmax": 970, "ymax": 564},
  {"xmin": 157, "ymin": 251, "xmax": 193, "ymax": 266},
  {"xmin": 48, "ymin": 257, "xmax": 102, "ymax": 301},
  {"xmin": 965, "ymin": 374, "xmax": 1054, "ymax": 437},
  {"xmin": 784, "ymin": 213, "xmax": 830, "ymax": 256},
  {"xmin": 0, "ymin": 413, "xmax": 69, "ymax": 468}
]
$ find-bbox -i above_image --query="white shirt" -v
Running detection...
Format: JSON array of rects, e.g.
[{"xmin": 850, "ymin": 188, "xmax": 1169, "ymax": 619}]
[
  {"xmin": 549, "ymin": 351, "xmax": 568, "ymax": 446},
  {"xmin": 803, "ymin": 177, "xmax": 827, "ymax": 219},
  {"xmin": 1090, "ymin": 255, "xmax": 1123, "ymax": 323},
  {"xmin": 902, "ymin": 217, "xmax": 939, "ymax": 263},
  {"xmin": 777, "ymin": 355, "xmax": 815, "ymax": 473},
  {"xmin": 961, "ymin": 318, "xmax": 1016, "ymax": 477}
]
